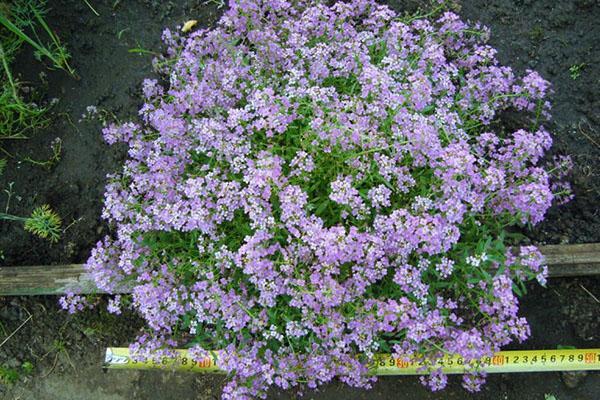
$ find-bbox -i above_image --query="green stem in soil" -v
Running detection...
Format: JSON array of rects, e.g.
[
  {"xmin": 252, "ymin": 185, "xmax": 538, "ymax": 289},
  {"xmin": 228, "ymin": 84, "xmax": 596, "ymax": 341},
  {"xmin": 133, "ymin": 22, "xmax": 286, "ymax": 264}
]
[
  {"xmin": 82, "ymin": 0, "xmax": 100, "ymax": 16},
  {"xmin": 0, "ymin": 212, "xmax": 26, "ymax": 222},
  {"xmin": 0, "ymin": 43, "xmax": 18, "ymax": 100},
  {"xmin": 0, "ymin": 6, "xmax": 76, "ymax": 77}
]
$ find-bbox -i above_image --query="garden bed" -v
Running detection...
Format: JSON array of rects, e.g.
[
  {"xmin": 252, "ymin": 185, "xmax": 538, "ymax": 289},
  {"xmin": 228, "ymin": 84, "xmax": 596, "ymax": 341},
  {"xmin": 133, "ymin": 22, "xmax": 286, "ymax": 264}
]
[{"xmin": 0, "ymin": 0, "xmax": 599, "ymax": 399}]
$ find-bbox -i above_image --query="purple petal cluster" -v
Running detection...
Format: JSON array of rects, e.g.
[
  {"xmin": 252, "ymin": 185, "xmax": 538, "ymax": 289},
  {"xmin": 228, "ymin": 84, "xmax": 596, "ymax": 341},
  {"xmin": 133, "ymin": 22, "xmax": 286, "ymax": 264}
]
[
  {"xmin": 79, "ymin": 1, "xmax": 571, "ymax": 398},
  {"xmin": 59, "ymin": 291, "xmax": 93, "ymax": 314}
]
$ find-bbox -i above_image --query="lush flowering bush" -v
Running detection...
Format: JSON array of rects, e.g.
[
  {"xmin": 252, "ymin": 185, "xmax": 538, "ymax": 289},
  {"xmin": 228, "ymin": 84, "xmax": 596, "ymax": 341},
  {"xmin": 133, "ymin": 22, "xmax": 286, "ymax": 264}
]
[{"xmin": 75, "ymin": 0, "xmax": 572, "ymax": 398}]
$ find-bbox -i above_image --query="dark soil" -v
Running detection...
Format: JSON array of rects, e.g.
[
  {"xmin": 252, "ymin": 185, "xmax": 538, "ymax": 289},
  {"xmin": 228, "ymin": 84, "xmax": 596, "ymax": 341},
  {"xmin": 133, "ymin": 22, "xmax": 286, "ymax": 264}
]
[
  {"xmin": 0, "ymin": 0, "xmax": 222, "ymax": 265},
  {"xmin": 458, "ymin": 0, "xmax": 600, "ymax": 246},
  {"xmin": 1, "ymin": 0, "xmax": 599, "ymax": 399}
]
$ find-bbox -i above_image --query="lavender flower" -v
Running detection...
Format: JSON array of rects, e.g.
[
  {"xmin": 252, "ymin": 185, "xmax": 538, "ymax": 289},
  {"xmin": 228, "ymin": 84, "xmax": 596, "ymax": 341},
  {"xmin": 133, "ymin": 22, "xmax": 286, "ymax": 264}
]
[{"xmin": 76, "ymin": 1, "xmax": 571, "ymax": 398}]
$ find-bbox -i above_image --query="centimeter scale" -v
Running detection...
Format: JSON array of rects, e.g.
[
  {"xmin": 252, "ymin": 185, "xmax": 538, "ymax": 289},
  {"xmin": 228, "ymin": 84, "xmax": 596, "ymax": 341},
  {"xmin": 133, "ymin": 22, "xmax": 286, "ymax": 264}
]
[{"xmin": 104, "ymin": 347, "xmax": 600, "ymax": 375}]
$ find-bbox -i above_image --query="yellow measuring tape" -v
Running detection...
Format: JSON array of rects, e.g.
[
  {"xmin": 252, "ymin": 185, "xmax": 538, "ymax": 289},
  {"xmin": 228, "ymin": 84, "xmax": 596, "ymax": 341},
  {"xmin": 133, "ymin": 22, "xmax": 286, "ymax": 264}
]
[{"xmin": 104, "ymin": 348, "xmax": 600, "ymax": 374}]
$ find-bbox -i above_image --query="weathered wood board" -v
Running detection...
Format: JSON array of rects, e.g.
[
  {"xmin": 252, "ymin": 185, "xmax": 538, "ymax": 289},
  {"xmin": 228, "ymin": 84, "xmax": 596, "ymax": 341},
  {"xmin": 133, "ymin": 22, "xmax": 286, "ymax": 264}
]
[{"xmin": 1, "ymin": 243, "xmax": 599, "ymax": 296}]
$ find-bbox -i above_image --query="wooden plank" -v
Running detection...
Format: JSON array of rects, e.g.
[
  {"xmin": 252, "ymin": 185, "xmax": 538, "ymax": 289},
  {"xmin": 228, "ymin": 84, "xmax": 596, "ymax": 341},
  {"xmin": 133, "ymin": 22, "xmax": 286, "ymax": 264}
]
[
  {"xmin": 1, "ymin": 243, "xmax": 599, "ymax": 296},
  {"xmin": 540, "ymin": 243, "xmax": 600, "ymax": 278},
  {"xmin": 0, "ymin": 264, "xmax": 100, "ymax": 296}
]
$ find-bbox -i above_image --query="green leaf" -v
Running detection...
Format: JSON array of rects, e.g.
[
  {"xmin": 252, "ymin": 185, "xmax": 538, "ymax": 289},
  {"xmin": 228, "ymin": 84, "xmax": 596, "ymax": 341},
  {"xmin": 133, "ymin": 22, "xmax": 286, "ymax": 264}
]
[{"xmin": 556, "ymin": 345, "xmax": 576, "ymax": 350}]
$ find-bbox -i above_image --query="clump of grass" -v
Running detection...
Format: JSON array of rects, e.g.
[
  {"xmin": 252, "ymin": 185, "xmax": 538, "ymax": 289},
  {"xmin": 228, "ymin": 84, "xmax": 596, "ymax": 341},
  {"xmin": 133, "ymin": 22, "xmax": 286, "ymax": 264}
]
[
  {"xmin": 0, "ymin": 365, "xmax": 20, "ymax": 385},
  {"xmin": 0, "ymin": 0, "xmax": 75, "ymax": 76},
  {"xmin": 0, "ymin": 39, "xmax": 50, "ymax": 139},
  {"xmin": 0, "ymin": 204, "xmax": 62, "ymax": 242},
  {"xmin": 0, "ymin": 361, "xmax": 34, "ymax": 385},
  {"xmin": 0, "ymin": 0, "xmax": 73, "ymax": 140},
  {"xmin": 569, "ymin": 63, "xmax": 586, "ymax": 80}
]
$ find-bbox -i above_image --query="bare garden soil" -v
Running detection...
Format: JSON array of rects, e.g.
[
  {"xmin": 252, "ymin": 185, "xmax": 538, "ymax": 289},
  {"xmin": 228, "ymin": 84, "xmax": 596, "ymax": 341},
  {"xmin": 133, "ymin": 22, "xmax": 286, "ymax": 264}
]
[{"xmin": 1, "ymin": 0, "xmax": 599, "ymax": 399}]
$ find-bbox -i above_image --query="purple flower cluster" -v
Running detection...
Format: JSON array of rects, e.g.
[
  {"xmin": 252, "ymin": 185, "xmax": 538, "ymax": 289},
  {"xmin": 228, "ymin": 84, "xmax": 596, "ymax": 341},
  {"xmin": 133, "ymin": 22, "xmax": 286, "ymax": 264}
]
[
  {"xmin": 82, "ymin": 1, "xmax": 571, "ymax": 398},
  {"xmin": 59, "ymin": 291, "xmax": 93, "ymax": 314}
]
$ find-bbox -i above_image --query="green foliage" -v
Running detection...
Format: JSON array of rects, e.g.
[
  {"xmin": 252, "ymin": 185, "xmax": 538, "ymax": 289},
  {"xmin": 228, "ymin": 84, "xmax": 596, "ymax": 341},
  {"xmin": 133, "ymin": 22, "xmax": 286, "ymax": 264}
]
[
  {"xmin": 529, "ymin": 25, "xmax": 544, "ymax": 42},
  {"xmin": 0, "ymin": 203, "xmax": 63, "ymax": 242},
  {"xmin": 0, "ymin": 0, "xmax": 75, "ymax": 76},
  {"xmin": 568, "ymin": 63, "xmax": 586, "ymax": 80},
  {"xmin": 0, "ymin": 0, "xmax": 69, "ymax": 140},
  {"xmin": 0, "ymin": 40, "xmax": 50, "ymax": 139},
  {"xmin": 0, "ymin": 361, "xmax": 33, "ymax": 385},
  {"xmin": 23, "ymin": 136, "xmax": 61, "ymax": 169},
  {"xmin": 20, "ymin": 361, "xmax": 34, "ymax": 374},
  {"xmin": 23, "ymin": 204, "xmax": 62, "ymax": 242},
  {"xmin": 0, "ymin": 365, "xmax": 20, "ymax": 385}
]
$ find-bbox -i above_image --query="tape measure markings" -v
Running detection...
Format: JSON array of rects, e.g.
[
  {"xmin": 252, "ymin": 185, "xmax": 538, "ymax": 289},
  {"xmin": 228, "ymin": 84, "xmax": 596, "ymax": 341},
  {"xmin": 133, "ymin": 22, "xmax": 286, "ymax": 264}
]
[{"xmin": 104, "ymin": 348, "xmax": 600, "ymax": 375}]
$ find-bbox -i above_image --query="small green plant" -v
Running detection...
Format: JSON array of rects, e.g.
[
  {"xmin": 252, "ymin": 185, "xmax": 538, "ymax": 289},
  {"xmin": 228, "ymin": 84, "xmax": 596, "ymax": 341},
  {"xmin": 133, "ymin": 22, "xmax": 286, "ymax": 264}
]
[
  {"xmin": 51, "ymin": 338, "xmax": 66, "ymax": 352},
  {"xmin": 23, "ymin": 136, "xmax": 61, "ymax": 168},
  {"xmin": 45, "ymin": 338, "xmax": 76, "ymax": 371},
  {"xmin": 569, "ymin": 63, "xmax": 586, "ymax": 80},
  {"xmin": 24, "ymin": 204, "xmax": 61, "ymax": 241},
  {"xmin": 0, "ymin": 365, "xmax": 20, "ymax": 384},
  {"xmin": 3, "ymin": 181, "xmax": 15, "ymax": 212},
  {"xmin": 0, "ymin": 1, "xmax": 75, "ymax": 76},
  {"xmin": 529, "ymin": 25, "xmax": 544, "ymax": 42},
  {"xmin": 0, "ymin": 204, "xmax": 61, "ymax": 242},
  {"xmin": 21, "ymin": 361, "xmax": 34, "ymax": 374},
  {"xmin": 0, "ymin": 361, "xmax": 33, "ymax": 385},
  {"xmin": 545, "ymin": 394, "xmax": 558, "ymax": 400},
  {"xmin": 0, "ymin": 1, "xmax": 67, "ymax": 140},
  {"xmin": 79, "ymin": 105, "xmax": 119, "ymax": 125},
  {"xmin": 0, "ymin": 41, "xmax": 50, "ymax": 140}
]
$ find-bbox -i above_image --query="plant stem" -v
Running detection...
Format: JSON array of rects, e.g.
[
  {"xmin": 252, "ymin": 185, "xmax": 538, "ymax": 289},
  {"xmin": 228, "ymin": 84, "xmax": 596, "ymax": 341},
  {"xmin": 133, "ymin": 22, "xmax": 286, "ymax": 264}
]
[
  {"xmin": 0, "ymin": 6, "xmax": 76, "ymax": 77},
  {"xmin": 0, "ymin": 212, "xmax": 26, "ymax": 222},
  {"xmin": 0, "ymin": 43, "xmax": 18, "ymax": 100},
  {"xmin": 82, "ymin": 0, "xmax": 100, "ymax": 16}
]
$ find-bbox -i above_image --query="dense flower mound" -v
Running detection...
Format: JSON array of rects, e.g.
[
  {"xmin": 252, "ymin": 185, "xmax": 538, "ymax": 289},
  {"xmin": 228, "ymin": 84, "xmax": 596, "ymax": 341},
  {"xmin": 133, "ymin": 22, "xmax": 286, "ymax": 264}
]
[{"xmin": 75, "ymin": 0, "xmax": 572, "ymax": 398}]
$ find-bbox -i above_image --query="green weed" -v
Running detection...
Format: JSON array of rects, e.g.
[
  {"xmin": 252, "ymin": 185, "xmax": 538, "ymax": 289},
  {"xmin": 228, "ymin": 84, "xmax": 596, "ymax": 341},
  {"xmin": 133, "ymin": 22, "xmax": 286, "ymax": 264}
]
[
  {"xmin": 529, "ymin": 25, "xmax": 544, "ymax": 42},
  {"xmin": 0, "ymin": 41, "xmax": 50, "ymax": 139},
  {"xmin": 0, "ymin": 0, "xmax": 70, "ymax": 140},
  {"xmin": 569, "ymin": 63, "xmax": 586, "ymax": 80},
  {"xmin": 0, "ymin": 365, "xmax": 20, "ymax": 384},
  {"xmin": 0, "ymin": 0, "xmax": 75, "ymax": 76},
  {"xmin": 23, "ymin": 204, "xmax": 62, "ymax": 241},
  {"xmin": 0, "ymin": 361, "xmax": 34, "ymax": 385},
  {"xmin": 23, "ymin": 136, "xmax": 61, "ymax": 169},
  {"xmin": 0, "ymin": 203, "xmax": 62, "ymax": 242}
]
